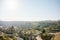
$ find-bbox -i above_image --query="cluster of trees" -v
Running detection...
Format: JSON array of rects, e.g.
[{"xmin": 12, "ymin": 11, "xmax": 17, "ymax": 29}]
[{"xmin": 18, "ymin": 29, "xmax": 40, "ymax": 40}]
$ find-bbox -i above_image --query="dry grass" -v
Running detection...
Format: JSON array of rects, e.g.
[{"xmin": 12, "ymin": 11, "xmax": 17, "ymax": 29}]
[{"xmin": 51, "ymin": 32, "xmax": 60, "ymax": 40}]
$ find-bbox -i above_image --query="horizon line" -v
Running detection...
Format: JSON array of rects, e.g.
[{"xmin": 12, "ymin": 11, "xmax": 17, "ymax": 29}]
[{"xmin": 0, "ymin": 20, "xmax": 60, "ymax": 22}]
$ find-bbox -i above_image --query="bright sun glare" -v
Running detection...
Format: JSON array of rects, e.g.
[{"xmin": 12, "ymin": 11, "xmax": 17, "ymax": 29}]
[{"xmin": 1, "ymin": 0, "xmax": 59, "ymax": 21}]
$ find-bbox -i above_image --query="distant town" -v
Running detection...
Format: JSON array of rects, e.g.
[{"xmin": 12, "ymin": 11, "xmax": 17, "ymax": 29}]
[{"xmin": 0, "ymin": 20, "xmax": 60, "ymax": 40}]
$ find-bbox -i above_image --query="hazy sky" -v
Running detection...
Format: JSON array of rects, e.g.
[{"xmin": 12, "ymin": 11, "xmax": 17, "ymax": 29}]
[{"xmin": 0, "ymin": 0, "xmax": 60, "ymax": 21}]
